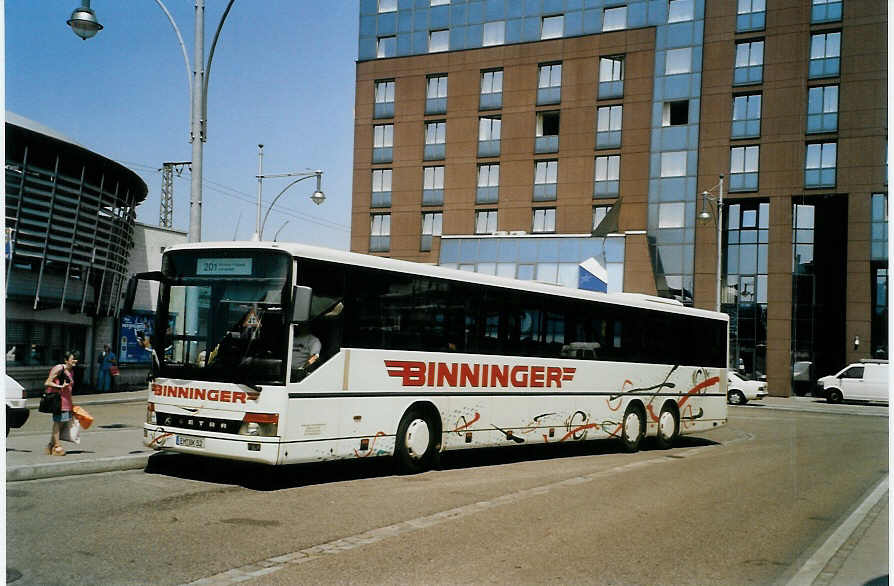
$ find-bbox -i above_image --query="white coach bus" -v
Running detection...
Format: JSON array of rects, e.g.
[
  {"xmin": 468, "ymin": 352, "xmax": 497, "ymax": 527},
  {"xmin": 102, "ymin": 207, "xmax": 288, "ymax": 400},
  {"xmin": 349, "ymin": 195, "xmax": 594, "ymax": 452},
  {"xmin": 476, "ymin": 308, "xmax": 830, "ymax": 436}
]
[{"xmin": 126, "ymin": 242, "xmax": 728, "ymax": 473}]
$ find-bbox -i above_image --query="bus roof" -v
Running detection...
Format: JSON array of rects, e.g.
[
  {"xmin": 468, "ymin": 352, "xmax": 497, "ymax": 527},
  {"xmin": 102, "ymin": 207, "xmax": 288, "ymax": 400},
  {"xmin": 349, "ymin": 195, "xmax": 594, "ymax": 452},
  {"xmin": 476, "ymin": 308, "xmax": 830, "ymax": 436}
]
[{"xmin": 164, "ymin": 240, "xmax": 728, "ymax": 322}]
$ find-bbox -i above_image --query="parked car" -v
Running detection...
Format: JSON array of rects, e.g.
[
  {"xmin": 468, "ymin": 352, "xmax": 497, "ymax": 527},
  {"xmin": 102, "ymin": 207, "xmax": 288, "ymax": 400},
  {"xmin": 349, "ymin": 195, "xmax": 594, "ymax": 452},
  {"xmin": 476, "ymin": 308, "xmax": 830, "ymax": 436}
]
[
  {"xmin": 727, "ymin": 372, "xmax": 768, "ymax": 405},
  {"xmin": 816, "ymin": 360, "xmax": 889, "ymax": 404},
  {"xmin": 5, "ymin": 374, "xmax": 30, "ymax": 435}
]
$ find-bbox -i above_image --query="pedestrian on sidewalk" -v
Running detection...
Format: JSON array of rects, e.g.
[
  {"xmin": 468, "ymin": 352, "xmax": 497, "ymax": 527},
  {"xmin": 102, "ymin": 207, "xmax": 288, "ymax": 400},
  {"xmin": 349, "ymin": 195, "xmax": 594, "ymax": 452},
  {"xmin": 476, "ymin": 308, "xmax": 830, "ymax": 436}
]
[
  {"xmin": 96, "ymin": 344, "xmax": 117, "ymax": 392},
  {"xmin": 44, "ymin": 351, "xmax": 78, "ymax": 456}
]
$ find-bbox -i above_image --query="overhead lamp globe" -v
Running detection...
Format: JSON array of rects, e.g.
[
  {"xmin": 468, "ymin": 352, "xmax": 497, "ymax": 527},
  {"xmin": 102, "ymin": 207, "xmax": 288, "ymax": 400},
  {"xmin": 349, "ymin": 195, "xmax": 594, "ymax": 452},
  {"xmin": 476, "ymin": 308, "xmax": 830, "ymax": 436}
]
[
  {"xmin": 67, "ymin": 5, "xmax": 103, "ymax": 40},
  {"xmin": 698, "ymin": 209, "xmax": 712, "ymax": 220},
  {"xmin": 310, "ymin": 190, "xmax": 326, "ymax": 206}
]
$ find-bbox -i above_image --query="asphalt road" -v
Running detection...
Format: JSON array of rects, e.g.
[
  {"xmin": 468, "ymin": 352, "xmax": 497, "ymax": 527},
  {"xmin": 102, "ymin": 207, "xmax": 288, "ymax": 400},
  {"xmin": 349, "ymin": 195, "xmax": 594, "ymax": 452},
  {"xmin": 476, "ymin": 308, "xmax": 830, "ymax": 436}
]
[{"xmin": 6, "ymin": 404, "xmax": 888, "ymax": 585}]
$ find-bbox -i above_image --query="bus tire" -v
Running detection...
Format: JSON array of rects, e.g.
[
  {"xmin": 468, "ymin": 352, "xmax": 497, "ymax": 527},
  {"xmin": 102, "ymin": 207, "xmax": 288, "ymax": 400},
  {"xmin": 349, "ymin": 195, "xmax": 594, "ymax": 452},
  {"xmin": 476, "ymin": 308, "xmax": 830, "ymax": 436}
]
[
  {"xmin": 620, "ymin": 403, "xmax": 645, "ymax": 453},
  {"xmin": 826, "ymin": 388, "xmax": 843, "ymax": 404},
  {"xmin": 655, "ymin": 403, "xmax": 679, "ymax": 450},
  {"xmin": 395, "ymin": 407, "xmax": 438, "ymax": 474}
]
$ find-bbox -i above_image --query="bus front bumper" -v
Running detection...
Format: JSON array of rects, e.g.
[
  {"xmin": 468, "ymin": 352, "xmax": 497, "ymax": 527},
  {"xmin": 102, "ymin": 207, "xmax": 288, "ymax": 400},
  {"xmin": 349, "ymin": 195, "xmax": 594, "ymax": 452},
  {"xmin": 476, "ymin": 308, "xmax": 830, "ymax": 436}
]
[{"xmin": 143, "ymin": 425, "xmax": 281, "ymax": 465}]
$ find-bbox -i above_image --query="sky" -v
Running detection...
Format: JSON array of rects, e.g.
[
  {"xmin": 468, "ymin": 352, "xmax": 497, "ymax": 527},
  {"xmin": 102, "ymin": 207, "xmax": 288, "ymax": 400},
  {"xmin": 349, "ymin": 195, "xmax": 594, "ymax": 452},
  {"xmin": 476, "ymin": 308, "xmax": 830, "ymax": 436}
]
[{"xmin": 5, "ymin": 0, "xmax": 359, "ymax": 250}]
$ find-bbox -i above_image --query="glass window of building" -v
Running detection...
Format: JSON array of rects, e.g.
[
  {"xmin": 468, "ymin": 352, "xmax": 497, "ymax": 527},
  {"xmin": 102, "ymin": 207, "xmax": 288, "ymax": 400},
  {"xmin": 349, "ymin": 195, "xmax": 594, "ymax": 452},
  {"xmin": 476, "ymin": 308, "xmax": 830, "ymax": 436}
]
[
  {"xmin": 737, "ymin": 0, "xmax": 766, "ymax": 32},
  {"xmin": 475, "ymin": 210, "xmax": 498, "ymax": 234},
  {"xmin": 378, "ymin": 0, "xmax": 397, "ymax": 13},
  {"xmin": 594, "ymin": 155, "xmax": 620, "ymax": 198},
  {"xmin": 533, "ymin": 208, "xmax": 557, "ymax": 233},
  {"xmin": 593, "ymin": 205, "xmax": 613, "ymax": 231},
  {"xmin": 541, "ymin": 14, "xmax": 564, "ymax": 39},
  {"xmin": 371, "ymin": 168, "xmax": 392, "ymax": 208},
  {"xmin": 483, "ymin": 21, "xmax": 505, "ymax": 46},
  {"xmin": 807, "ymin": 85, "xmax": 839, "ymax": 133},
  {"xmin": 809, "ymin": 32, "xmax": 841, "ymax": 78},
  {"xmin": 871, "ymin": 193, "xmax": 888, "ymax": 260},
  {"xmin": 871, "ymin": 193, "xmax": 888, "ymax": 357},
  {"xmin": 598, "ymin": 56, "xmax": 624, "ymax": 99},
  {"xmin": 480, "ymin": 69, "xmax": 503, "ymax": 110},
  {"xmin": 658, "ymin": 202, "xmax": 685, "ymax": 228},
  {"xmin": 537, "ymin": 63, "xmax": 562, "ymax": 105},
  {"xmin": 424, "ymin": 121, "xmax": 446, "ymax": 161},
  {"xmin": 534, "ymin": 160, "xmax": 558, "ymax": 201},
  {"xmin": 426, "ymin": 74, "xmax": 448, "ymax": 115},
  {"xmin": 812, "ymin": 0, "xmax": 842, "ymax": 24},
  {"xmin": 431, "ymin": 0, "xmax": 450, "ymax": 5},
  {"xmin": 535, "ymin": 111, "xmax": 560, "ymax": 154},
  {"xmin": 478, "ymin": 116, "xmax": 502, "ymax": 157},
  {"xmin": 726, "ymin": 201, "xmax": 770, "ymax": 379},
  {"xmin": 373, "ymin": 124, "xmax": 394, "ymax": 163},
  {"xmin": 665, "ymin": 48, "xmax": 692, "ymax": 75},
  {"xmin": 596, "ymin": 105, "xmax": 622, "ymax": 149},
  {"xmin": 377, "ymin": 36, "xmax": 396, "ymax": 58},
  {"xmin": 662, "ymin": 100, "xmax": 689, "ymax": 126},
  {"xmin": 420, "ymin": 212, "xmax": 443, "ymax": 252},
  {"xmin": 370, "ymin": 213, "xmax": 391, "ymax": 252},
  {"xmin": 423, "ymin": 166, "xmax": 445, "ymax": 205},
  {"xmin": 477, "ymin": 164, "xmax": 500, "ymax": 204},
  {"xmin": 603, "ymin": 6, "xmax": 627, "ymax": 31},
  {"xmin": 668, "ymin": 0, "xmax": 694, "ymax": 23},
  {"xmin": 660, "ymin": 151, "xmax": 687, "ymax": 177},
  {"xmin": 429, "ymin": 29, "xmax": 449, "ymax": 53},
  {"xmin": 732, "ymin": 93, "xmax": 762, "ymax": 138},
  {"xmin": 735, "ymin": 40, "xmax": 764, "ymax": 85},
  {"xmin": 805, "ymin": 142, "xmax": 837, "ymax": 187},
  {"xmin": 374, "ymin": 80, "xmax": 395, "ymax": 119},
  {"xmin": 730, "ymin": 146, "xmax": 760, "ymax": 191}
]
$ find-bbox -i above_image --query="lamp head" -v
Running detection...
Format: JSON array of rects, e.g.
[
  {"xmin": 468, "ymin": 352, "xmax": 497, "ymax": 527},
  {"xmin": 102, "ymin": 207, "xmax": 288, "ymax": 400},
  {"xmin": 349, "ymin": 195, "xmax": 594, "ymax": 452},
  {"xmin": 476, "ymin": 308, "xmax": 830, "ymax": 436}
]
[
  {"xmin": 310, "ymin": 190, "xmax": 325, "ymax": 206},
  {"xmin": 698, "ymin": 209, "xmax": 712, "ymax": 220},
  {"xmin": 67, "ymin": 4, "xmax": 103, "ymax": 40}
]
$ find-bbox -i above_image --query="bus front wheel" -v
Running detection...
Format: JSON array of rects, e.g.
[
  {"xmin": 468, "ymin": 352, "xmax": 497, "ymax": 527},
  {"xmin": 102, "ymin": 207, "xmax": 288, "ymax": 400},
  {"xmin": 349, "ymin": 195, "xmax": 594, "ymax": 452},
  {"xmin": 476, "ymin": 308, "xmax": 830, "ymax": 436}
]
[
  {"xmin": 395, "ymin": 408, "xmax": 438, "ymax": 473},
  {"xmin": 620, "ymin": 404, "xmax": 645, "ymax": 452}
]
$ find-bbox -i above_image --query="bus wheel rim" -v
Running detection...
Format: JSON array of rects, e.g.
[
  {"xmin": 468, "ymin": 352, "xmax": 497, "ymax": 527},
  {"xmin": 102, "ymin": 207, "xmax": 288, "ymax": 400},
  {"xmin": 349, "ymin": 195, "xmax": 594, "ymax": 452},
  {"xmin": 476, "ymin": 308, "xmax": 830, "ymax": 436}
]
[
  {"xmin": 659, "ymin": 411, "xmax": 675, "ymax": 439},
  {"xmin": 624, "ymin": 412, "xmax": 640, "ymax": 441},
  {"xmin": 405, "ymin": 419, "xmax": 430, "ymax": 460}
]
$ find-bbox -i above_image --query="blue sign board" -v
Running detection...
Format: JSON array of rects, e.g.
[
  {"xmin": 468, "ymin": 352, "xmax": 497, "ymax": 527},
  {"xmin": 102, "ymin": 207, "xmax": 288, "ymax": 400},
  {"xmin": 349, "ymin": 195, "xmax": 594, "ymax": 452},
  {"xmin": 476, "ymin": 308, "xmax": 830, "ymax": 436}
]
[{"xmin": 119, "ymin": 312, "xmax": 175, "ymax": 364}]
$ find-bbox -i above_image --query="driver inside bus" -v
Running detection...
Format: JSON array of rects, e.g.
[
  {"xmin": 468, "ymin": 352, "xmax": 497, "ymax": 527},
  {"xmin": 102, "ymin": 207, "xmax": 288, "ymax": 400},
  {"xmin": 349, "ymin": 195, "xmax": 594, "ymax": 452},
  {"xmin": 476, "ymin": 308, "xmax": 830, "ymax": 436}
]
[{"xmin": 291, "ymin": 323, "xmax": 321, "ymax": 382}]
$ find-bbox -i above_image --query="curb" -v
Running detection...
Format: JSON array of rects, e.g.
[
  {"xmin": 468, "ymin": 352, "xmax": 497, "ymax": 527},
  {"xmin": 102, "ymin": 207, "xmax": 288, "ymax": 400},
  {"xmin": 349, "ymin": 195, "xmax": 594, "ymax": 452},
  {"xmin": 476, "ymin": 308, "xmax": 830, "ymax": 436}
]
[
  {"xmin": 6, "ymin": 453, "xmax": 153, "ymax": 482},
  {"xmin": 24, "ymin": 395, "xmax": 147, "ymax": 411}
]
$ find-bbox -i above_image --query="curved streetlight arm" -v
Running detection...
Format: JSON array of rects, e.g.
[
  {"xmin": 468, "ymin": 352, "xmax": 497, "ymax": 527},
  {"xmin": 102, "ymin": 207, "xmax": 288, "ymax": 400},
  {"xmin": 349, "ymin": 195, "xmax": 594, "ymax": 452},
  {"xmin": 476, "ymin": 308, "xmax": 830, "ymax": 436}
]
[
  {"xmin": 154, "ymin": 0, "xmax": 193, "ymax": 103},
  {"xmin": 201, "ymin": 0, "xmax": 236, "ymax": 141},
  {"xmin": 259, "ymin": 172, "xmax": 321, "ymax": 240}
]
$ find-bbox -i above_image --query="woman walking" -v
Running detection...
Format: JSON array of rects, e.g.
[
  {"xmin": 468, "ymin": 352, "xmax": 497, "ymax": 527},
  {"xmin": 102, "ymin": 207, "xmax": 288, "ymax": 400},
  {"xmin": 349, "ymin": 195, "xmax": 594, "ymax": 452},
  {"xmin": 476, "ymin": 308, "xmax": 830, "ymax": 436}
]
[{"xmin": 44, "ymin": 350, "xmax": 78, "ymax": 456}]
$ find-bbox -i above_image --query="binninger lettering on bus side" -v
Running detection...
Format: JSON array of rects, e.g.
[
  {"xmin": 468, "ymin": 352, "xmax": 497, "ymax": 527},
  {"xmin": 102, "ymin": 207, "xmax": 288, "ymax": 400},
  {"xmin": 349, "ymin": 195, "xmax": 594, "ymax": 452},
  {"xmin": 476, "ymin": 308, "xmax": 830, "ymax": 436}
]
[{"xmin": 385, "ymin": 360, "xmax": 576, "ymax": 389}]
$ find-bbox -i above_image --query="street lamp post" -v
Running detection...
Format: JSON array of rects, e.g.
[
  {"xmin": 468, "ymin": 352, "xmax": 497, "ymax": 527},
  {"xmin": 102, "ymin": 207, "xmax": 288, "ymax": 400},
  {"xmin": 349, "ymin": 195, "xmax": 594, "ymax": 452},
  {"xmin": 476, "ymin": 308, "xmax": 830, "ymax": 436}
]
[
  {"xmin": 698, "ymin": 174, "xmax": 725, "ymax": 313},
  {"xmin": 252, "ymin": 145, "xmax": 325, "ymax": 241},
  {"xmin": 67, "ymin": 0, "xmax": 236, "ymax": 243}
]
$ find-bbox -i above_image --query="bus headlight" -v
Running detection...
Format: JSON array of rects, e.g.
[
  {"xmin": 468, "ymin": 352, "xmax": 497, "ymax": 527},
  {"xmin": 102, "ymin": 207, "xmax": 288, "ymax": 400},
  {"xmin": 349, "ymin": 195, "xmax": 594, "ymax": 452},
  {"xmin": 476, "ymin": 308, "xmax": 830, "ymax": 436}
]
[{"xmin": 239, "ymin": 412, "xmax": 279, "ymax": 437}]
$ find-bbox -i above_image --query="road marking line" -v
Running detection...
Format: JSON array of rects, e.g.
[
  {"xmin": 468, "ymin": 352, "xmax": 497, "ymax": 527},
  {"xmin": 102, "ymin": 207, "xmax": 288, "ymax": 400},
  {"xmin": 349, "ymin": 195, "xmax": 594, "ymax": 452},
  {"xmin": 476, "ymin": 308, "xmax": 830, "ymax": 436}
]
[
  {"xmin": 186, "ymin": 433, "xmax": 749, "ymax": 585},
  {"xmin": 785, "ymin": 475, "xmax": 889, "ymax": 586}
]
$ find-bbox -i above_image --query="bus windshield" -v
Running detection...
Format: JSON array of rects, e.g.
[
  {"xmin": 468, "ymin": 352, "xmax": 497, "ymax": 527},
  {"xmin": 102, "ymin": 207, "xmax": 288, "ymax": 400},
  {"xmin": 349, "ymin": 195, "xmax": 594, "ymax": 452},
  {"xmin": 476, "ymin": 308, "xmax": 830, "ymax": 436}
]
[{"xmin": 156, "ymin": 250, "xmax": 292, "ymax": 386}]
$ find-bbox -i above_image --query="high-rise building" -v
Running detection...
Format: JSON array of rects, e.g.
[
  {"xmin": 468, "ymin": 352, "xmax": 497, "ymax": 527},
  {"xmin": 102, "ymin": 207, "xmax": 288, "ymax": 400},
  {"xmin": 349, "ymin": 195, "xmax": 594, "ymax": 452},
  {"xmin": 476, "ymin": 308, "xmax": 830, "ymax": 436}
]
[{"xmin": 351, "ymin": 0, "xmax": 887, "ymax": 395}]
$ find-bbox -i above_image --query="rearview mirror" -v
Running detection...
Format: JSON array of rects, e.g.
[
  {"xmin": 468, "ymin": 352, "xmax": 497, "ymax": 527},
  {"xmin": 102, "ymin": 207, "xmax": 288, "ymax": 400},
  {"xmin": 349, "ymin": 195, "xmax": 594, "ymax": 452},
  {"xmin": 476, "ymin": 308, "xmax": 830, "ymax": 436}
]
[
  {"xmin": 122, "ymin": 271, "xmax": 166, "ymax": 315},
  {"xmin": 292, "ymin": 286, "xmax": 312, "ymax": 323}
]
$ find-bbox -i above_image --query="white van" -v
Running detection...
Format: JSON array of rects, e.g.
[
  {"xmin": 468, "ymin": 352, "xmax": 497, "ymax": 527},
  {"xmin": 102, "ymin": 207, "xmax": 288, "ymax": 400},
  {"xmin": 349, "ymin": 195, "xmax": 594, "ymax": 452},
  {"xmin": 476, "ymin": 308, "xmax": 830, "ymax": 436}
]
[{"xmin": 816, "ymin": 360, "xmax": 889, "ymax": 404}]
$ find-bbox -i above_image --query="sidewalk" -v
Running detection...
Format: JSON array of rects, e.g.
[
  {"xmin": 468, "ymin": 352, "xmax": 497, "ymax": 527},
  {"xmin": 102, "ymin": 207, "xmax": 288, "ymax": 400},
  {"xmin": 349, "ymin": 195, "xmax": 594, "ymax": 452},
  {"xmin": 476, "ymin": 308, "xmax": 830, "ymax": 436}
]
[
  {"xmin": 4, "ymin": 392, "xmax": 889, "ymax": 584},
  {"xmin": 5, "ymin": 389, "xmax": 154, "ymax": 482}
]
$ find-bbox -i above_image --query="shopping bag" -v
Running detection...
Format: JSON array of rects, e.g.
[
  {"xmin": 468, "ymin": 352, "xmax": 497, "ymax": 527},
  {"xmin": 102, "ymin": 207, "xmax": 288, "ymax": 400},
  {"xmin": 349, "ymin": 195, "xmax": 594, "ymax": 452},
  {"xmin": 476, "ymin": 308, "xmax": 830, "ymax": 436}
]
[
  {"xmin": 72, "ymin": 406, "xmax": 94, "ymax": 430},
  {"xmin": 59, "ymin": 418, "xmax": 81, "ymax": 444},
  {"xmin": 109, "ymin": 366, "xmax": 120, "ymax": 376}
]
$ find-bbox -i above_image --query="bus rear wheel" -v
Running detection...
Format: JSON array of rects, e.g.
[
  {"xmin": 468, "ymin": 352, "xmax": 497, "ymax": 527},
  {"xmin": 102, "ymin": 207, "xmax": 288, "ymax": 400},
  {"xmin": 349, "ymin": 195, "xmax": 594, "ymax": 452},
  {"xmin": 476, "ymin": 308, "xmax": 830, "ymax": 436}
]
[
  {"xmin": 655, "ymin": 404, "xmax": 679, "ymax": 450},
  {"xmin": 395, "ymin": 408, "xmax": 438, "ymax": 473},
  {"xmin": 620, "ymin": 404, "xmax": 645, "ymax": 452}
]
